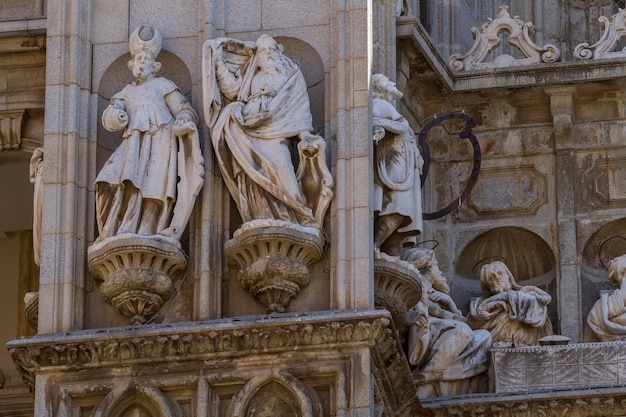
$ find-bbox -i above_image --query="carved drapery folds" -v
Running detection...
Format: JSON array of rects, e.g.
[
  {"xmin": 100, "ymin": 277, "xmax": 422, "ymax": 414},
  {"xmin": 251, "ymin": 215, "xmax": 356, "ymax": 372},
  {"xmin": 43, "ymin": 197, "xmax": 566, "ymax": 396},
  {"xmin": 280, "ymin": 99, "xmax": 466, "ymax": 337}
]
[
  {"xmin": 449, "ymin": 6, "xmax": 560, "ymax": 71},
  {"xmin": 203, "ymin": 35, "xmax": 333, "ymax": 313},
  {"xmin": 587, "ymin": 254, "xmax": 626, "ymax": 341},
  {"xmin": 575, "ymin": 8, "xmax": 626, "ymax": 60}
]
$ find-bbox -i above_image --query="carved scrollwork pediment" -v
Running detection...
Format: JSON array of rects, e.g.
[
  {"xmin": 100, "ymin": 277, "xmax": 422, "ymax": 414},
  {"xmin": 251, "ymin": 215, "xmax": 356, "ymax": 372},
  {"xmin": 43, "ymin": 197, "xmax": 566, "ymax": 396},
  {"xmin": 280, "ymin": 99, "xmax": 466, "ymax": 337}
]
[
  {"xmin": 449, "ymin": 6, "xmax": 560, "ymax": 71},
  {"xmin": 575, "ymin": 8, "xmax": 626, "ymax": 60}
]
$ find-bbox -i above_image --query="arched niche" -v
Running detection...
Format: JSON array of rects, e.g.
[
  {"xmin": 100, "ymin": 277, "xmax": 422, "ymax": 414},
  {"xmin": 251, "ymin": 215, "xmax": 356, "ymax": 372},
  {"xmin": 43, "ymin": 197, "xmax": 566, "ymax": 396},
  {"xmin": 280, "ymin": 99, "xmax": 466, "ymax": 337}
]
[
  {"xmin": 91, "ymin": 380, "xmax": 183, "ymax": 417},
  {"xmin": 227, "ymin": 371, "xmax": 323, "ymax": 417},
  {"xmin": 88, "ymin": 51, "xmax": 195, "ymax": 328},
  {"xmin": 580, "ymin": 218, "xmax": 626, "ymax": 341},
  {"xmin": 452, "ymin": 227, "xmax": 557, "ymax": 323}
]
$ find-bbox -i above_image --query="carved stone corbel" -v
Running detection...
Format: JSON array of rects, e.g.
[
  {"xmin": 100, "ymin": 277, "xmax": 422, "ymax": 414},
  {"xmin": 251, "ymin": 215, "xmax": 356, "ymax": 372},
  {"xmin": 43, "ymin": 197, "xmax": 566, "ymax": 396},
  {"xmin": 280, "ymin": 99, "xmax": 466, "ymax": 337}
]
[
  {"xmin": 88, "ymin": 236, "xmax": 187, "ymax": 324},
  {"xmin": 224, "ymin": 222, "xmax": 324, "ymax": 313},
  {"xmin": 0, "ymin": 110, "xmax": 25, "ymax": 151}
]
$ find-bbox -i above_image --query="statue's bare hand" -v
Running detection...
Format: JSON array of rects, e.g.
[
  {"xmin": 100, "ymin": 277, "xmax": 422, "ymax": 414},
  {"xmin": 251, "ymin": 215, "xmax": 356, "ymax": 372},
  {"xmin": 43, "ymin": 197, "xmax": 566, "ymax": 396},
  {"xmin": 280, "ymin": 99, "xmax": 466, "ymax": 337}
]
[{"xmin": 373, "ymin": 126, "xmax": 385, "ymax": 143}]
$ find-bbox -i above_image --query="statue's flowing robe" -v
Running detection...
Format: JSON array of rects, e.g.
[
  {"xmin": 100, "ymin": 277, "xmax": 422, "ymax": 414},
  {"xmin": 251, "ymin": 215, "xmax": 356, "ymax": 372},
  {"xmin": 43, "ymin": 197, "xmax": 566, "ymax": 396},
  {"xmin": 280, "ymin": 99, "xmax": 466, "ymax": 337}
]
[
  {"xmin": 373, "ymin": 98, "xmax": 423, "ymax": 237},
  {"xmin": 97, "ymin": 77, "xmax": 203, "ymax": 239},
  {"xmin": 204, "ymin": 41, "xmax": 315, "ymax": 225},
  {"xmin": 408, "ymin": 278, "xmax": 491, "ymax": 397},
  {"xmin": 587, "ymin": 288, "xmax": 626, "ymax": 341},
  {"xmin": 468, "ymin": 286, "xmax": 553, "ymax": 346}
]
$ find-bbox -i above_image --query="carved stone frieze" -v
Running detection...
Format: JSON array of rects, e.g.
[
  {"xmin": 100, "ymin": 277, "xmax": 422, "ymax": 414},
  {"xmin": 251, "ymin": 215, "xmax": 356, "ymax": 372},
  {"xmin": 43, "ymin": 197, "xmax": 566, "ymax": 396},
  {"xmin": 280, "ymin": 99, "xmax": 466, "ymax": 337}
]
[
  {"xmin": 449, "ymin": 6, "xmax": 560, "ymax": 71},
  {"xmin": 465, "ymin": 165, "xmax": 547, "ymax": 218},
  {"xmin": 423, "ymin": 388, "xmax": 626, "ymax": 417},
  {"xmin": 87, "ymin": 235, "xmax": 188, "ymax": 324},
  {"xmin": 575, "ymin": 8, "xmax": 626, "ymax": 60},
  {"xmin": 7, "ymin": 311, "xmax": 411, "ymax": 405},
  {"xmin": 224, "ymin": 223, "xmax": 324, "ymax": 313}
]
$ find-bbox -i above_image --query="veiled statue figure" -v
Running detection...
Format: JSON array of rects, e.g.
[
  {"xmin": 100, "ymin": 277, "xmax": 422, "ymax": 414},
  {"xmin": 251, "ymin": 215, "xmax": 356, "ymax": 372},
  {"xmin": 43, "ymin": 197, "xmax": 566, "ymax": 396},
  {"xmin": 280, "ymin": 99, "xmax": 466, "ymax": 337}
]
[
  {"xmin": 587, "ymin": 254, "xmax": 626, "ymax": 341},
  {"xmin": 403, "ymin": 248, "xmax": 491, "ymax": 398},
  {"xmin": 372, "ymin": 74, "xmax": 423, "ymax": 256},
  {"xmin": 204, "ymin": 34, "xmax": 332, "ymax": 228},
  {"xmin": 96, "ymin": 25, "xmax": 203, "ymax": 241},
  {"xmin": 468, "ymin": 261, "xmax": 553, "ymax": 346}
]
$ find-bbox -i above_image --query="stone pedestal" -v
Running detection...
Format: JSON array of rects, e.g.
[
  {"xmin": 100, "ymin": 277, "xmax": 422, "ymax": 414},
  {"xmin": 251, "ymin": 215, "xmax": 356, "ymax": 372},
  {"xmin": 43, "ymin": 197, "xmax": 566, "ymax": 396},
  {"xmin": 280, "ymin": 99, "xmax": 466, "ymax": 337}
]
[
  {"xmin": 224, "ymin": 222, "xmax": 324, "ymax": 313},
  {"xmin": 87, "ymin": 235, "xmax": 188, "ymax": 324}
]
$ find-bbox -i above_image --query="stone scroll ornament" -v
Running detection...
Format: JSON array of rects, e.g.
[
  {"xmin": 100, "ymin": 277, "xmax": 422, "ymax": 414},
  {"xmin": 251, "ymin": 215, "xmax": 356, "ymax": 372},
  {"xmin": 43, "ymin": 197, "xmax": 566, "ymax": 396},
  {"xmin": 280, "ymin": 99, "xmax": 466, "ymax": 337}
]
[
  {"xmin": 87, "ymin": 25, "xmax": 204, "ymax": 324},
  {"xmin": 203, "ymin": 35, "xmax": 333, "ymax": 313},
  {"xmin": 449, "ymin": 5, "xmax": 560, "ymax": 71}
]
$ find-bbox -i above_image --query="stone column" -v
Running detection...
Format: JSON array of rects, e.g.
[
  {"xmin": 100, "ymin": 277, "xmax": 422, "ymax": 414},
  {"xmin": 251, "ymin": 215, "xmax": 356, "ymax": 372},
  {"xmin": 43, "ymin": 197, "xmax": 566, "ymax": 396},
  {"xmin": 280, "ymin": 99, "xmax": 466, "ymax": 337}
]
[
  {"xmin": 329, "ymin": 1, "xmax": 374, "ymax": 310},
  {"xmin": 546, "ymin": 86, "xmax": 580, "ymax": 342},
  {"xmin": 38, "ymin": 0, "xmax": 93, "ymax": 333},
  {"xmin": 194, "ymin": 0, "xmax": 226, "ymax": 320}
]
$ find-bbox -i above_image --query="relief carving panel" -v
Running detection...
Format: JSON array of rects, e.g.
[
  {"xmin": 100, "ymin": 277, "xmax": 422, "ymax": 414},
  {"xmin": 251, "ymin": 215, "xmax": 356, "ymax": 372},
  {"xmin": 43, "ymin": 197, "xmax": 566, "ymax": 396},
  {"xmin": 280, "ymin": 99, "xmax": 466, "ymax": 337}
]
[
  {"xmin": 465, "ymin": 165, "xmax": 547, "ymax": 218},
  {"xmin": 587, "ymin": 156, "xmax": 626, "ymax": 205}
]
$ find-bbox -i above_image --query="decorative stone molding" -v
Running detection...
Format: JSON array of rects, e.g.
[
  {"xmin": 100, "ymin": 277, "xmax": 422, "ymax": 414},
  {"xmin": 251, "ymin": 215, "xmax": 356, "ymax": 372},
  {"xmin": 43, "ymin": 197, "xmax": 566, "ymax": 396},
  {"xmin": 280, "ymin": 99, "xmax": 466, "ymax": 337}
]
[
  {"xmin": 224, "ymin": 222, "xmax": 324, "ymax": 313},
  {"xmin": 87, "ymin": 235, "xmax": 188, "ymax": 324},
  {"xmin": 9, "ymin": 310, "xmax": 428, "ymax": 415},
  {"xmin": 575, "ymin": 8, "xmax": 626, "ymax": 60},
  {"xmin": 587, "ymin": 156, "xmax": 626, "ymax": 205},
  {"xmin": 449, "ymin": 6, "xmax": 560, "ymax": 71},
  {"xmin": 226, "ymin": 370, "xmax": 323, "ymax": 417},
  {"xmin": 423, "ymin": 388, "xmax": 626, "ymax": 417},
  {"xmin": 0, "ymin": 110, "xmax": 25, "ymax": 150},
  {"xmin": 91, "ymin": 380, "xmax": 184, "ymax": 417}
]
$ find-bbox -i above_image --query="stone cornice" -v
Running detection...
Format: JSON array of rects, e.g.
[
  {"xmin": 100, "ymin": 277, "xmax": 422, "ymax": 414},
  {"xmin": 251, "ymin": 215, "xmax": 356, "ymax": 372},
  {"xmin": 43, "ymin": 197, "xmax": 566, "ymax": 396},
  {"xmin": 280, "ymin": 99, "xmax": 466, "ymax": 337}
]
[
  {"xmin": 7, "ymin": 309, "xmax": 426, "ymax": 415},
  {"xmin": 0, "ymin": 18, "xmax": 46, "ymax": 38},
  {"xmin": 397, "ymin": 16, "xmax": 626, "ymax": 92},
  {"xmin": 423, "ymin": 386, "xmax": 626, "ymax": 417}
]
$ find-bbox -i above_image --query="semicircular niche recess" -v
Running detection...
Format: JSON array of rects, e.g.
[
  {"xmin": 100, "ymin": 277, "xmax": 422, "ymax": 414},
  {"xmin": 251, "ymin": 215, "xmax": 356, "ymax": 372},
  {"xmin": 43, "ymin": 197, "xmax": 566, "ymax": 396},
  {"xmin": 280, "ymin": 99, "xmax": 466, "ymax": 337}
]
[
  {"xmin": 452, "ymin": 227, "xmax": 557, "ymax": 323},
  {"xmin": 580, "ymin": 218, "xmax": 626, "ymax": 341}
]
